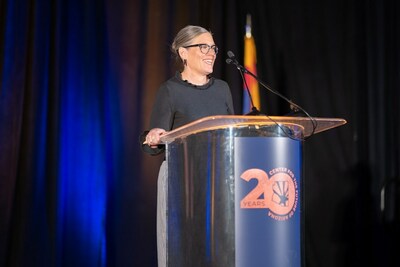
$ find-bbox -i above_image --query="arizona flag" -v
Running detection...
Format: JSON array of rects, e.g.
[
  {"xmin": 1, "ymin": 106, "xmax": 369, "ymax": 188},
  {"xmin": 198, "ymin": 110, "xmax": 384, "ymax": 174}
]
[{"xmin": 242, "ymin": 15, "xmax": 261, "ymax": 114}]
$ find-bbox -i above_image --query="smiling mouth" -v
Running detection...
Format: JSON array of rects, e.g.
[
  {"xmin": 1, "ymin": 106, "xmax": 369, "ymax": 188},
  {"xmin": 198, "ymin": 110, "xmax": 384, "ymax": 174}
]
[{"xmin": 204, "ymin": 59, "xmax": 214, "ymax": 65}]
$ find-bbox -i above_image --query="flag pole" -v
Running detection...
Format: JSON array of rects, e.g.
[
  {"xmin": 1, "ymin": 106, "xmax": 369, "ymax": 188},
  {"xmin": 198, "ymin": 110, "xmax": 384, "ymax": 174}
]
[{"xmin": 246, "ymin": 14, "xmax": 252, "ymax": 38}]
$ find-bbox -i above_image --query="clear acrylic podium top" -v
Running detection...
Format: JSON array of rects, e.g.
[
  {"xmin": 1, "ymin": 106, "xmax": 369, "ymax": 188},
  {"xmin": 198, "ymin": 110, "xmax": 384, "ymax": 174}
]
[{"xmin": 160, "ymin": 115, "xmax": 347, "ymax": 143}]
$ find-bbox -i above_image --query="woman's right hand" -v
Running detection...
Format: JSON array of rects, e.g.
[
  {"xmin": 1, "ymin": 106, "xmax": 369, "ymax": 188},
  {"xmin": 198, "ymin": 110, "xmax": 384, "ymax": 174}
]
[{"xmin": 143, "ymin": 128, "xmax": 167, "ymax": 148}]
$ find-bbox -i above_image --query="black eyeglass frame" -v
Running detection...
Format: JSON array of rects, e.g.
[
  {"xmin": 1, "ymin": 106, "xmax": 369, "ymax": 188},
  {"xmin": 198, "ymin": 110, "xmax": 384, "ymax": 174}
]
[{"xmin": 183, "ymin": 43, "xmax": 219, "ymax": 55}]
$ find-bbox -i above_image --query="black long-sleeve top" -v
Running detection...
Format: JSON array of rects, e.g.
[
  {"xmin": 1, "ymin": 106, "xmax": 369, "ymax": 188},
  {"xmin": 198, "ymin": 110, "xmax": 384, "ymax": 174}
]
[{"xmin": 141, "ymin": 72, "xmax": 235, "ymax": 155}]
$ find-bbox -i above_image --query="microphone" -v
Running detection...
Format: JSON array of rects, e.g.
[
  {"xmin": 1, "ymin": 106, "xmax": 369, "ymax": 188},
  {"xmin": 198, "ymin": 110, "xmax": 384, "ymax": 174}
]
[
  {"xmin": 226, "ymin": 51, "xmax": 248, "ymax": 73},
  {"xmin": 226, "ymin": 51, "xmax": 260, "ymax": 115}
]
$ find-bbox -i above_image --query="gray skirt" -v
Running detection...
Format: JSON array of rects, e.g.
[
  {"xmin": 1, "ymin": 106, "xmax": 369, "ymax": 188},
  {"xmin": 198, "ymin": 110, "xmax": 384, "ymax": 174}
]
[{"xmin": 157, "ymin": 160, "xmax": 167, "ymax": 267}]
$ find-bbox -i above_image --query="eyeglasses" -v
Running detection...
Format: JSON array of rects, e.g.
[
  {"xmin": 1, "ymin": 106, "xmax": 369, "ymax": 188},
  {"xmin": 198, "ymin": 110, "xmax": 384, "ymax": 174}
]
[{"xmin": 183, "ymin": 44, "xmax": 219, "ymax": 55}]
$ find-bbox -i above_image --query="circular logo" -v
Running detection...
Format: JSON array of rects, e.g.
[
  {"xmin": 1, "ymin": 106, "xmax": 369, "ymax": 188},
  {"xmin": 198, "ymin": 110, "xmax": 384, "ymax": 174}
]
[{"xmin": 266, "ymin": 172, "xmax": 297, "ymax": 218}]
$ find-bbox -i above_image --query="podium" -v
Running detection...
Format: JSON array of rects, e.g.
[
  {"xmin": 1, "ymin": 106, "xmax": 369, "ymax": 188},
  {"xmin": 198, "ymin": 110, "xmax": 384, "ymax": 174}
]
[{"xmin": 160, "ymin": 115, "xmax": 346, "ymax": 267}]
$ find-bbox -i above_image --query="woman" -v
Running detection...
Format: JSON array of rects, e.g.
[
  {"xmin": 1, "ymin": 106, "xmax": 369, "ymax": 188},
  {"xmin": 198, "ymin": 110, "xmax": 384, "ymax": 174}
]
[{"xmin": 141, "ymin": 25, "xmax": 235, "ymax": 266}]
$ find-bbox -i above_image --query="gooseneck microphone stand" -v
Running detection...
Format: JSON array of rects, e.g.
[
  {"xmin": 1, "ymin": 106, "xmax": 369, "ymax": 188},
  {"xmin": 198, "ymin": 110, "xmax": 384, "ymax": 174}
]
[{"xmin": 226, "ymin": 50, "xmax": 318, "ymax": 139}]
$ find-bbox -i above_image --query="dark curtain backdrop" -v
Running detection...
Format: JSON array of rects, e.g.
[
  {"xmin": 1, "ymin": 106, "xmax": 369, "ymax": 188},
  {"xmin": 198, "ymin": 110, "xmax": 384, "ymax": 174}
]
[{"xmin": 0, "ymin": 0, "xmax": 398, "ymax": 267}]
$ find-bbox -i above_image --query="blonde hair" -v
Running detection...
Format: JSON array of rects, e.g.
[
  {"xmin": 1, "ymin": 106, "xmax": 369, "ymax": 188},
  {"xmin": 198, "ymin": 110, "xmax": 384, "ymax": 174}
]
[{"xmin": 171, "ymin": 25, "xmax": 211, "ymax": 71}]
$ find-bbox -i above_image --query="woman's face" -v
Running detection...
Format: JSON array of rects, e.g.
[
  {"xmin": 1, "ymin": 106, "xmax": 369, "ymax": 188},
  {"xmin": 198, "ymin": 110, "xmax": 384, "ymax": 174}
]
[{"xmin": 183, "ymin": 32, "xmax": 217, "ymax": 76}]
